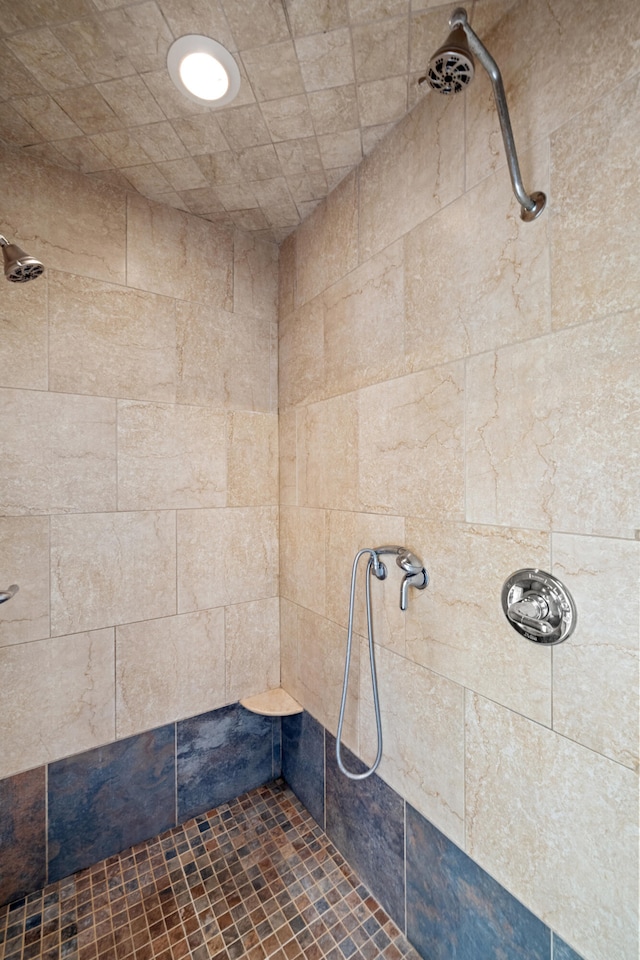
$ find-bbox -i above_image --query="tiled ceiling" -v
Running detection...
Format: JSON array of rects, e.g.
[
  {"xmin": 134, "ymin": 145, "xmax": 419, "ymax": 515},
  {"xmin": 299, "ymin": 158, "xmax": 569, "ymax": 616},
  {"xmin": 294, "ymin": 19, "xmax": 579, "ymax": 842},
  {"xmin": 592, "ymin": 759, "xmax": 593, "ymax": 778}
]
[{"xmin": 0, "ymin": 0, "xmax": 506, "ymax": 242}]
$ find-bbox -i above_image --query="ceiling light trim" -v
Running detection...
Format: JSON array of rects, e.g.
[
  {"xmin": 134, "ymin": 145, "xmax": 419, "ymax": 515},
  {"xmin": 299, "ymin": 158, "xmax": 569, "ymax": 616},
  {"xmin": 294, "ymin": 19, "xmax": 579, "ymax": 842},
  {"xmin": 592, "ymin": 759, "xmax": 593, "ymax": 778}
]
[{"xmin": 167, "ymin": 35, "xmax": 241, "ymax": 108}]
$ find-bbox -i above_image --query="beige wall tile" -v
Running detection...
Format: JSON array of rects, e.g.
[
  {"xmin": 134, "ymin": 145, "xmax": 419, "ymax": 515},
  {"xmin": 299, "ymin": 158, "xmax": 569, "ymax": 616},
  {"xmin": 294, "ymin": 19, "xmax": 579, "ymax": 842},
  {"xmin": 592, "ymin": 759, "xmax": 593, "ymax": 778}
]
[
  {"xmin": 323, "ymin": 240, "xmax": 405, "ymax": 395},
  {"xmin": 49, "ymin": 272, "xmax": 176, "ymax": 402},
  {"xmin": 466, "ymin": 694, "xmax": 639, "ymax": 960},
  {"xmin": 98, "ymin": 3, "xmax": 173, "ymax": 74},
  {"xmin": 225, "ymin": 597, "xmax": 280, "ymax": 702},
  {"xmin": 233, "ymin": 231, "xmax": 279, "ymax": 322},
  {"xmin": 278, "ymin": 297, "xmax": 325, "ymax": 409},
  {"xmin": 279, "ymin": 597, "xmax": 302, "ymax": 704},
  {"xmin": 278, "ymin": 233, "xmax": 296, "ymax": 319},
  {"xmin": 358, "ymin": 364, "xmax": 465, "ymax": 519},
  {"xmin": 295, "ymin": 171, "xmax": 358, "ymax": 307},
  {"xmin": 358, "ymin": 91, "xmax": 464, "ymax": 260},
  {"xmin": 466, "ymin": 313, "xmax": 639, "ymax": 538},
  {"xmin": 116, "ymin": 609, "xmax": 226, "ymax": 738},
  {"xmin": 53, "ymin": 16, "xmax": 135, "ymax": 83},
  {"xmin": 177, "ymin": 506, "xmax": 278, "ymax": 612},
  {"xmin": 228, "ymin": 412, "xmax": 278, "ymax": 507},
  {"xmin": 278, "ymin": 409, "xmax": 298, "ymax": 506},
  {"xmin": 6, "ymin": 27, "xmax": 88, "ymax": 91},
  {"xmin": 357, "ymin": 76, "xmax": 407, "ymax": 127},
  {"xmin": 126, "ymin": 193, "xmax": 233, "ymax": 307},
  {"xmin": 360, "ymin": 644, "xmax": 465, "ymax": 846},
  {"xmin": 13, "ymin": 95, "xmax": 82, "ymax": 141},
  {"xmin": 0, "ymin": 274, "xmax": 48, "ymax": 390},
  {"xmin": 352, "ymin": 17, "xmax": 408, "ymax": 82},
  {"xmin": 117, "ymin": 401, "xmax": 227, "ymax": 510},
  {"xmin": 51, "ymin": 512, "xmax": 176, "ymax": 636},
  {"xmin": 95, "ymin": 75, "xmax": 164, "ymax": 127},
  {"xmin": 0, "ymin": 629, "xmax": 115, "ymax": 779},
  {"xmin": 551, "ymin": 74, "xmax": 639, "ymax": 329},
  {"xmin": 295, "ymin": 28, "xmax": 355, "ymax": 92},
  {"xmin": 406, "ymin": 518, "xmax": 552, "ymax": 724},
  {"xmin": 297, "ymin": 394, "xmax": 358, "ymax": 510},
  {"xmin": 307, "ymin": 85, "xmax": 359, "ymax": 136},
  {"xmin": 280, "ymin": 507, "xmax": 325, "ymax": 615},
  {"xmin": 552, "ymin": 534, "xmax": 639, "ymax": 771},
  {"xmin": 0, "ymin": 389, "xmax": 116, "ymax": 516},
  {"xmin": 404, "ymin": 140, "xmax": 550, "ymax": 371},
  {"xmin": 0, "ymin": 517, "xmax": 49, "ymax": 648}
]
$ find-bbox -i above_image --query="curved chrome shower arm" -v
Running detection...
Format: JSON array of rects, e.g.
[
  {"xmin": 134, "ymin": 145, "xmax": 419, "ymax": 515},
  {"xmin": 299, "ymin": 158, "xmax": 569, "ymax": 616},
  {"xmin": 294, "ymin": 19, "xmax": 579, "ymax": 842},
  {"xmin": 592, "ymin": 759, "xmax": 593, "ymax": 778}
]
[{"xmin": 449, "ymin": 8, "xmax": 546, "ymax": 221}]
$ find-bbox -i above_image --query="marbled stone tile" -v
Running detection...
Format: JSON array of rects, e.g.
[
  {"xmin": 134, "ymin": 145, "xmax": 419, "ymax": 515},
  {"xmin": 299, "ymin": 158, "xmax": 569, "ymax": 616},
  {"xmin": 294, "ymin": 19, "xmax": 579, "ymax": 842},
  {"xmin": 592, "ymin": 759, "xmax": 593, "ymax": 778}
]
[
  {"xmin": 0, "ymin": 144, "xmax": 125, "ymax": 285},
  {"xmin": 297, "ymin": 393, "xmax": 358, "ymax": 510},
  {"xmin": 233, "ymin": 231, "xmax": 279, "ymax": 322},
  {"xmin": 278, "ymin": 232, "xmax": 296, "ymax": 320},
  {"xmin": 115, "ymin": 610, "xmax": 226, "ymax": 739},
  {"xmin": 360, "ymin": 644, "xmax": 465, "ymax": 847},
  {"xmin": 552, "ymin": 534, "xmax": 639, "ymax": 770},
  {"xmin": 176, "ymin": 300, "xmax": 272, "ymax": 412},
  {"xmin": 0, "ymin": 274, "xmax": 47, "ymax": 390},
  {"xmin": 282, "ymin": 711, "xmax": 325, "ymax": 829},
  {"xmin": 358, "ymin": 89, "xmax": 464, "ymax": 261},
  {"xmin": 295, "ymin": 28, "xmax": 355, "ymax": 94},
  {"xmin": 278, "ymin": 408, "xmax": 297, "ymax": 506},
  {"xmin": 279, "ymin": 598, "xmax": 303, "ymax": 707},
  {"xmin": 117, "ymin": 400, "xmax": 227, "ymax": 510},
  {"xmin": 465, "ymin": 694, "xmax": 639, "ymax": 960},
  {"xmin": 48, "ymin": 272, "xmax": 176, "ymax": 402},
  {"xmin": 553, "ymin": 935, "xmax": 586, "ymax": 960},
  {"xmin": 405, "ymin": 518, "xmax": 552, "ymax": 725},
  {"xmin": 0, "ymin": 630, "xmax": 115, "ymax": 780},
  {"xmin": 51, "ymin": 512, "xmax": 176, "ymax": 636},
  {"xmin": 227, "ymin": 411, "xmax": 278, "ymax": 507},
  {"xmin": 465, "ymin": 313, "xmax": 639, "ymax": 539},
  {"xmin": 0, "ymin": 517, "xmax": 49, "ymax": 648},
  {"xmin": 325, "ymin": 510, "xmax": 406, "ymax": 655},
  {"xmin": 404, "ymin": 139, "xmax": 550, "ymax": 371},
  {"xmin": 48, "ymin": 726, "xmax": 175, "ymax": 883},
  {"xmin": 279, "ymin": 507, "xmax": 325, "ymax": 615},
  {"xmin": 0, "ymin": 767, "xmax": 46, "ymax": 906},
  {"xmin": 406, "ymin": 803, "xmax": 551, "ymax": 960},
  {"xmin": 0, "ymin": 389, "xmax": 116, "ymax": 516},
  {"xmin": 126, "ymin": 193, "xmax": 233, "ymax": 308},
  {"xmin": 177, "ymin": 506, "xmax": 278, "ymax": 612},
  {"xmin": 295, "ymin": 171, "xmax": 358, "ymax": 307},
  {"xmin": 326, "ymin": 732, "xmax": 405, "ymax": 926},
  {"xmin": 551, "ymin": 74, "xmax": 639, "ymax": 329},
  {"xmin": 177, "ymin": 703, "xmax": 278, "ymax": 821},
  {"xmin": 225, "ymin": 597, "xmax": 280, "ymax": 702},
  {"xmin": 358, "ymin": 364, "xmax": 465, "ymax": 520},
  {"xmin": 323, "ymin": 240, "xmax": 405, "ymax": 396},
  {"xmin": 278, "ymin": 296, "xmax": 325, "ymax": 409}
]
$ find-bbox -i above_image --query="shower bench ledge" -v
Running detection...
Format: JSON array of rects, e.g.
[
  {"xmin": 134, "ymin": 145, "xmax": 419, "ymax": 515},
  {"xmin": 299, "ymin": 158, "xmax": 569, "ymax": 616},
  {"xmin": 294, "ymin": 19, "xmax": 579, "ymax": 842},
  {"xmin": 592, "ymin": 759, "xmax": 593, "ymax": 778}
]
[{"xmin": 240, "ymin": 687, "xmax": 303, "ymax": 716}]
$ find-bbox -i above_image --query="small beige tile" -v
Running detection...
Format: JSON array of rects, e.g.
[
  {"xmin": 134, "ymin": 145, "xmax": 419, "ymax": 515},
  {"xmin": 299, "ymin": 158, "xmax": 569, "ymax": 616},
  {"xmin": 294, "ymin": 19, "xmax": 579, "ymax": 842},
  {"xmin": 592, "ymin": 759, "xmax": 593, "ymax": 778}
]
[
  {"xmin": 233, "ymin": 230, "xmax": 279, "ymax": 321},
  {"xmin": 116, "ymin": 609, "xmax": 226, "ymax": 737},
  {"xmin": 241, "ymin": 41, "xmax": 305, "ymax": 101},
  {"xmin": 177, "ymin": 506, "xmax": 278, "ymax": 612},
  {"xmin": 99, "ymin": 2, "xmax": 173, "ymax": 74},
  {"xmin": 142, "ymin": 70, "xmax": 218, "ymax": 122},
  {"xmin": 121, "ymin": 162, "xmax": 172, "ymax": 196},
  {"xmin": 220, "ymin": 0, "xmax": 290, "ymax": 48},
  {"xmin": 53, "ymin": 16, "xmax": 135, "ymax": 83},
  {"xmin": 323, "ymin": 240, "xmax": 405, "ymax": 395},
  {"xmin": 157, "ymin": 0, "xmax": 236, "ymax": 53},
  {"xmin": 228, "ymin": 411, "xmax": 278, "ymax": 507},
  {"xmin": 295, "ymin": 28, "xmax": 355, "ymax": 92},
  {"xmin": 6, "ymin": 27, "xmax": 88, "ymax": 91},
  {"xmin": 278, "ymin": 408, "xmax": 297, "ymax": 506},
  {"xmin": 465, "ymin": 313, "xmax": 639, "ymax": 538},
  {"xmin": 280, "ymin": 506, "xmax": 325, "ymax": 615},
  {"xmin": 358, "ymin": 364, "xmax": 465, "ymax": 519},
  {"xmin": 295, "ymin": 171, "xmax": 358, "ymax": 307},
  {"xmin": 278, "ymin": 297, "xmax": 325, "ymax": 409},
  {"xmin": 307, "ymin": 85, "xmax": 359, "ymax": 135},
  {"xmin": 0, "ymin": 389, "xmax": 116, "ymax": 516},
  {"xmin": 552, "ymin": 534, "xmax": 639, "ymax": 771},
  {"xmin": 179, "ymin": 187, "xmax": 224, "ymax": 216},
  {"xmin": 0, "ymin": 517, "xmax": 49, "ymax": 648},
  {"xmin": 352, "ymin": 17, "xmax": 408, "ymax": 82},
  {"xmin": 360, "ymin": 644, "xmax": 465, "ymax": 845},
  {"xmin": 13, "ymin": 95, "xmax": 82, "ymax": 141},
  {"xmin": 51, "ymin": 512, "xmax": 176, "ymax": 636},
  {"xmin": 275, "ymin": 137, "xmax": 324, "ymax": 179},
  {"xmin": 49, "ymin": 271, "xmax": 175, "ymax": 402},
  {"xmin": 357, "ymin": 76, "xmax": 407, "ymax": 127},
  {"xmin": 466, "ymin": 694, "xmax": 639, "ymax": 960},
  {"xmin": 53, "ymin": 85, "xmax": 122, "ymax": 136},
  {"xmin": 129, "ymin": 121, "xmax": 188, "ymax": 162},
  {"xmin": 216, "ymin": 104, "xmax": 271, "ymax": 152},
  {"xmin": 169, "ymin": 114, "xmax": 230, "ymax": 155},
  {"xmin": 216, "ymin": 181, "xmax": 258, "ymax": 211},
  {"xmin": 0, "ymin": 103, "xmax": 41, "ymax": 147},
  {"xmin": 238, "ymin": 144, "xmax": 282, "ymax": 182},
  {"xmin": 316, "ymin": 129, "xmax": 362, "ymax": 169},
  {"xmin": 156, "ymin": 157, "xmax": 207, "ymax": 192},
  {"xmin": 118, "ymin": 401, "xmax": 227, "ymax": 510},
  {"xmin": 90, "ymin": 129, "xmax": 152, "ymax": 167},
  {"xmin": 0, "ymin": 45, "xmax": 44, "ymax": 100},
  {"xmin": 406, "ymin": 518, "xmax": 552, "ymax": 724},
  {"xmin": 96, "ymin": 75, "xmax": 165, "ymax": 127},
  {"xmin": 349, "ymin": 0, "xmax": 406, "ymax": 20},
  {"xmin": 0, "ymin": 629, "xmax": 115, "ymax": 779},
  {"xmin": 551, "ymin": 74, "xmax": 639, "ymax": 328},
  {"xmin": 297, "ymin": 394, "xmax": 359, "ymax": 510},
  {"xmin": 260, "ymin": 95, "xmax": 315, "ymax": 143},
  {"xmin": 52, "ymin": 136, "xmax": 112, "ymax": 173},
  {"xmin": 127, "ymin": 192, "xmax": 233, "ymax": 308},
  {"xmin": 225, "ymin": 597, "xmax": 280, "ymax": 702},
  {"xmin": 285, "ymin": 0, "xmax": 348, "ymax": 35},
  {"xmin": 0, "ymin": 273, "xmax": 48, "ymax": 390},
  {"xmin": 361, "ymin": 121, "xmax": 395, "ymax": 155}
]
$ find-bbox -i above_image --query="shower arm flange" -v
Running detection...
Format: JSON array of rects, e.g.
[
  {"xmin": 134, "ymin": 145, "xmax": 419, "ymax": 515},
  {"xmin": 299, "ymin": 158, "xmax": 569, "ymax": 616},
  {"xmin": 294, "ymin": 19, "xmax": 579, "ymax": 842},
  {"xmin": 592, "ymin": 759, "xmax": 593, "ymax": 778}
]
[{"xmin": 449, "ymin": 8, "xmax": 546, "ymax": 221}]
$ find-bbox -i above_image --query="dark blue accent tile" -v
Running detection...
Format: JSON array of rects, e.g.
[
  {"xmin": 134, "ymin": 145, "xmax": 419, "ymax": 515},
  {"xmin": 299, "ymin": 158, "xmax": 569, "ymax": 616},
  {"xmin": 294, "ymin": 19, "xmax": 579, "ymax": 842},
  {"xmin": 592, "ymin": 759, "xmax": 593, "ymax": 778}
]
[
  {"xmin": 0, "ymin": 767, "xmax": 46, "ymax": 906},
  {"xmin": 325, "ymin": 732, "xmax": 404, "ymax": 926},
  {"xmin": 48, "ymin": 726, "xmax": 175, "ymax": 883},
  {"xmin": 282, "ymin": 711, "xmax": 325, "ymax": 827},
  {"xmin": 553, "ymin": 934, "xmax": 586, "ymax": 960},
  {"xmin": 406, "ymin": 803, "xmax": 551, "ymax": 960},
  {"xmin": 273, "ymin": 718, "xmax": 282, "ymax": 779},
  {"xmin": 177, "ymin": 703, "xmax": 276, "ymax": 821}
]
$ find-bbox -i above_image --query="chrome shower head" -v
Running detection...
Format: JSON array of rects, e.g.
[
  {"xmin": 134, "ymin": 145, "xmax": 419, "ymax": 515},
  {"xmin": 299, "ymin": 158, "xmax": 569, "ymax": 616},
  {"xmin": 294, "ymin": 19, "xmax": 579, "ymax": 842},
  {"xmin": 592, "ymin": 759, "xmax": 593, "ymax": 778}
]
[
  {"xmin": 0, "ymin": 235, "xmax": 45, "ymax": 282},
  {"xmin": 426, "ymin": 24, "xmax": 475, "ymax": 95}
]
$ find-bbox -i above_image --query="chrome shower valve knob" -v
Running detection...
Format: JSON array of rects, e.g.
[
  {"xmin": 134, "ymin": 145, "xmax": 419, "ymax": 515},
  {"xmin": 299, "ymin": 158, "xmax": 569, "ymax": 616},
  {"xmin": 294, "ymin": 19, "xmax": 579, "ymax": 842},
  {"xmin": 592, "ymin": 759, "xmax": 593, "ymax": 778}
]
[{"xmin": 501, "ymin": 569, "xmax": 576, "ymax": 645}]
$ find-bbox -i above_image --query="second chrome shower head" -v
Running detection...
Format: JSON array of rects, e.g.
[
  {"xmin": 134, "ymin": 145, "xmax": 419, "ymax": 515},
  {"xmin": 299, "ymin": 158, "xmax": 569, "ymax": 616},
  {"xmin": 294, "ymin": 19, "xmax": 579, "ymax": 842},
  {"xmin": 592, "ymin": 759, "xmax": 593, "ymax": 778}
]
[{"xmin": 0, "ymin": 235, "xmax": 45, "ymax": 283}]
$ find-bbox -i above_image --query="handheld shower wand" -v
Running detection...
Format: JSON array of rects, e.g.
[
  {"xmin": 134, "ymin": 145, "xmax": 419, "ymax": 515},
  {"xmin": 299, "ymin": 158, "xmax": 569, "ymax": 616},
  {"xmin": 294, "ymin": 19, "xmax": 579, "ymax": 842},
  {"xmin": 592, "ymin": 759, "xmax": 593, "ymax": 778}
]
[{"xmin": 425, "ymin": 7, "xmax": 546, "ymax": 221}]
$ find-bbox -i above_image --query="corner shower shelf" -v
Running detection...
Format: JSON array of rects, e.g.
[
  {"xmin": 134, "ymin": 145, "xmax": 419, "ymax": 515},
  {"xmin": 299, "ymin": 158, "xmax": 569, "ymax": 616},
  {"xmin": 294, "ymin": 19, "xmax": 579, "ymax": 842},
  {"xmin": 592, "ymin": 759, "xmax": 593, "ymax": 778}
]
[{"xmin": 240, "ymin": 688, "xmax": 303, "ymax": 717}]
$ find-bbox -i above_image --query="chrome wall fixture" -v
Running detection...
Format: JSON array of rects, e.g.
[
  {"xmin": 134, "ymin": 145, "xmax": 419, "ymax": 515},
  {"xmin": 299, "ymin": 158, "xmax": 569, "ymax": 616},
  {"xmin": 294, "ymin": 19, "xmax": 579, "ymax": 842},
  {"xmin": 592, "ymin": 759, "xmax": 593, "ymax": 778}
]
[
  {"xmin": 0, "ymin": 235, "xmax": 45, "ymax": 282},
  {"xmin": 502, "ymin": 569, "xmax": 576, "ymax": 644},
  {"xmin": 425, "ymin": 7, "xmax": 546, "ymax": 221},
  {"xmin": 0, "ymin": 584, "xmax": 19, "ymax": 604}
]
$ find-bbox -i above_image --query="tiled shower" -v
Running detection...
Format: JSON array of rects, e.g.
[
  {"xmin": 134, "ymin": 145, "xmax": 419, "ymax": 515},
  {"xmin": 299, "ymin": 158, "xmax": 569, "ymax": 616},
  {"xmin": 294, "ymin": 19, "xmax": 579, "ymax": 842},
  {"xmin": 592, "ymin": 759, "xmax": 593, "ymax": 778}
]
[{"xmin": 0, "ymin": 1, "xmax": 638, "ymax": 960}]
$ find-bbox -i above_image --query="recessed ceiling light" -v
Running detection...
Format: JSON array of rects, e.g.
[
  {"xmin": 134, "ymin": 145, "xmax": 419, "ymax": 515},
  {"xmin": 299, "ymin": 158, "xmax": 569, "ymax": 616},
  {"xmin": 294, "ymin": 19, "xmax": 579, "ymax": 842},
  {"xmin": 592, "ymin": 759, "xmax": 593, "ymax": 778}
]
[{"xmin": 167, "ymin": 35, "xmax": 240, "ymax": 107}]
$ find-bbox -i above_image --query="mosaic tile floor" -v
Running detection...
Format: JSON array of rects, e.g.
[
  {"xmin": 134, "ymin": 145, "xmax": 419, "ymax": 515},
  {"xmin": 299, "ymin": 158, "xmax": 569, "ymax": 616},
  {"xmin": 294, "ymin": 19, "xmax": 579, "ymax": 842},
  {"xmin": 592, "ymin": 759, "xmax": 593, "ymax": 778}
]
[{"xmin": 0, "ymin": 780, "xmax": 422, "ymax": 960}]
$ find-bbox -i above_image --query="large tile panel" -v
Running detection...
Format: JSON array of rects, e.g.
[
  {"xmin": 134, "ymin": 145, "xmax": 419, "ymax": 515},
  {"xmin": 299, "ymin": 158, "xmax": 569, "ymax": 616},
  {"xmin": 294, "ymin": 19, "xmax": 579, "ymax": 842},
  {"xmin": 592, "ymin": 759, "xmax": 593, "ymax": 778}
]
[
  {"xmin": 227, "ymin": 411, "xmax": 278, "ymax": 507},
  {"xmin": 279, "ymin": 506, "xmax": 325, "ymax": 614},
  {"xmin": 0, "ymin": 767, "xmax": 46, "ymax": 905},
  {"xmin": 297, "ymin": 393, "xmax": 359, "ymax": 510},
  {"xmin": 225, "ymin": 597, "xmax": 280, "ymax": 702},
  {"xmin": 0, "ymin": 517, "xmax": 49, "ymax": 648},
  {"xmin": 282, "ymin": 711, "xmax": 325, "ymax": 828},
  {"xmin": 0, "ymin": 275, "xmax": 47, "ymax": 391}
]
